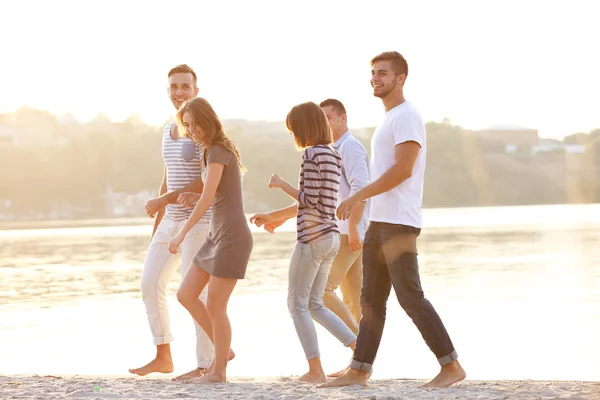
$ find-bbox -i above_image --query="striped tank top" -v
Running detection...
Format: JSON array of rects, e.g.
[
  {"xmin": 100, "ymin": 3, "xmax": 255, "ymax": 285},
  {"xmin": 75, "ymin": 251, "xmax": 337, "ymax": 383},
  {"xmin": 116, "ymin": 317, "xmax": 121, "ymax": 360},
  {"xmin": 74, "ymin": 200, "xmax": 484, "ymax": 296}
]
[{"xmin": 162, "ymin": 123, "xmax": 211, "ymax": 221}]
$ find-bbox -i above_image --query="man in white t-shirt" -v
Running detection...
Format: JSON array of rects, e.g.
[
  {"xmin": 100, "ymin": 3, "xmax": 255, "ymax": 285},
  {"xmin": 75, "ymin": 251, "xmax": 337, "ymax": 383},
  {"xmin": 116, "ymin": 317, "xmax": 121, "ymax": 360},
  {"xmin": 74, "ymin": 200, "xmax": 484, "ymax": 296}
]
[{"xmin": 320, "ymin": 52, "xmax": 466, "ymax": 389}]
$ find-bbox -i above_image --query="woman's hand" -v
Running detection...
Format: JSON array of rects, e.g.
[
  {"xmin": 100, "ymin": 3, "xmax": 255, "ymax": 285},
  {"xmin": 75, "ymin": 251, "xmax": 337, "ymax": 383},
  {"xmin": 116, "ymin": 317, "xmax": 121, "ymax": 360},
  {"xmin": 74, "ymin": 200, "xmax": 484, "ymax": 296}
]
[
  {"xmin": 168, "ymin": 231, "xmax": 186, "ymax": 254},
  {"xmin": 268, "ymin": 174, "xmax": 285, "ymax": 188},
  {"xmin": 177, "ymin": 192, "xmax": 201, "ymax": 208}
]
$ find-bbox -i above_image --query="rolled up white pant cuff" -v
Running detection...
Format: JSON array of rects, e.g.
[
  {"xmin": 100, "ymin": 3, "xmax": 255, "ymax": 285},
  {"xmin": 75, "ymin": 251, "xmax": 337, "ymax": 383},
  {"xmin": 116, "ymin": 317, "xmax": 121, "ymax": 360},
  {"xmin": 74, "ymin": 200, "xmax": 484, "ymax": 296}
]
[
  {"xmin": 153, "ymin": 335, "xmax": 175, "ymax": 345},
  {"xmin": 197, "ymin": 361, "xmax": 213, "ymax": 369}
]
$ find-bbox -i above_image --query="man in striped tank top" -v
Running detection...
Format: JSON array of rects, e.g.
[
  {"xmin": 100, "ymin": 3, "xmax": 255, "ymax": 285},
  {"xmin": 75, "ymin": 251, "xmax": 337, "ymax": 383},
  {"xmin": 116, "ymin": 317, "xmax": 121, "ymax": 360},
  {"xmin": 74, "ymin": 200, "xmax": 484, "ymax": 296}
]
[{"xmin": 129, "ymin": 65, "xmax": 215, "ymax": 380}]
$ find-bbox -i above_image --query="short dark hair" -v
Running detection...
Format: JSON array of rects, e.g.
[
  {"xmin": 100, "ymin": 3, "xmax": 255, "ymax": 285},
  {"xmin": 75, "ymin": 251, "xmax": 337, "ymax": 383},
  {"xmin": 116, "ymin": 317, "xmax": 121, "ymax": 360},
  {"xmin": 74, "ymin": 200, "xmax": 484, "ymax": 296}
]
[
  {"xmin": 319, "ymin": 98, "xmax": 347, "ymax": 116},
  {"xmin": 370, "ymin": 51, "xmax": 408, "ymax": 78},
  {"xmin": 168, "ymin": 64, "xmax": 197, "ymax": 84}
]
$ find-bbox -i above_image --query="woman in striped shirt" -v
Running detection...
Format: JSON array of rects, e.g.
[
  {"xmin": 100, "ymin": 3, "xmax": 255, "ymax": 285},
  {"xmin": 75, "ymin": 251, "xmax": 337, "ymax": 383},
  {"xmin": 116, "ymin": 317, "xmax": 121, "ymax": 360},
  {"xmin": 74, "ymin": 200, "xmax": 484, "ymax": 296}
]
[{"xmin": 252, "ymin": 102, "xmax": 357, "ymax": 383}]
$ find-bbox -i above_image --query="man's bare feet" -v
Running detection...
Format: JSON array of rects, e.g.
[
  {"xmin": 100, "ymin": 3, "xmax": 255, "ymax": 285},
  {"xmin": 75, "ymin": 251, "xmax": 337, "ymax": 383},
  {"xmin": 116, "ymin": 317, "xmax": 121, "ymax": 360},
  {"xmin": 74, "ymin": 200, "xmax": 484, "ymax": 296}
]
[
  {"xmin": 298, "ymin": 371, "xmax": 327, "ymax": 384},
  {"xmin": 128, "ymin": 357, "xmax": 174, "ymax": 376},
  {"xmin": 171, "ymin": 368, "xmax": 206, "ymax": 381},
  {"xmin": 422, "ymin": 360, "xmax": 466, "ymax": 388},
  {"xmin": 186, "ymin": 371, "xmax": 226, "ymax": 384},
  {"xmin": 329, "ymin": 365, "xmax": 373, "ymax": 379},
  {"xmin": 317, "ymin": 368, "xmax": 368, "ymax": 388}
]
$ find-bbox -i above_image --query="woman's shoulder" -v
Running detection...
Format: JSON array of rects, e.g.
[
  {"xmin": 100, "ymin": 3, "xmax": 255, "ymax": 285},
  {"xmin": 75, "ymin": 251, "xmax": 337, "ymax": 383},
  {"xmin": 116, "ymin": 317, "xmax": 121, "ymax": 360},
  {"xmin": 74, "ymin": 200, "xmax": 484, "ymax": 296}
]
[{"xmin": 206, "ymin": 143, "xmax": 233, "ymax": 165}]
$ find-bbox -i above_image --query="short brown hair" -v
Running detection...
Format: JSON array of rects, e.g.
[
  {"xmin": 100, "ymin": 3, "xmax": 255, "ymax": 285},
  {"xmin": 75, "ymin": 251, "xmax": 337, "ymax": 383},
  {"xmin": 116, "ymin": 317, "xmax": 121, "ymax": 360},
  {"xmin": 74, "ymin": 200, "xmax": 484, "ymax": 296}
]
[
  {"xmin": 319, "ymin": 98, "xmax": 347, "ymax": 116},
  {"xmin": 286, "ymin": 102, "xmax": 333, "ymax": 149},
  {"xmin": 168, "ymin": 64, "xmax": 197, "ymax": 84},
  {"xmin": 371, "ymin": 51, "xmax": 408, "ymax": 78}
]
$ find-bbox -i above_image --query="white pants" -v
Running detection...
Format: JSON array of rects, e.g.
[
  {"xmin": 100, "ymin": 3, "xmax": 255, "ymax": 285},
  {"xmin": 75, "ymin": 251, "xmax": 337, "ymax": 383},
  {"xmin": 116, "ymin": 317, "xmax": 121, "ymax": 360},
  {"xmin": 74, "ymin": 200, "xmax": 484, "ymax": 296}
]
[{"xmin": 140, "ymin": 215, "xmax": 214, "ymax": 368}]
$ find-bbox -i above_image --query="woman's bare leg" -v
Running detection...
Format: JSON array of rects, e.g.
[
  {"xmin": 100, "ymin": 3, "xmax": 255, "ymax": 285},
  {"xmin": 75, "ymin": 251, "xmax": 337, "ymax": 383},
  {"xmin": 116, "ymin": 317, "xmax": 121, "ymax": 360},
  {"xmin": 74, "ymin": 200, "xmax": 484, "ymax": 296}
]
[
  {"xmin": 188, "ymin": 275, "xmax": 238, "ymax": 384},
  {"xmin": 176, "ymin": 264, "xmax": 214, "ymax": 341}
]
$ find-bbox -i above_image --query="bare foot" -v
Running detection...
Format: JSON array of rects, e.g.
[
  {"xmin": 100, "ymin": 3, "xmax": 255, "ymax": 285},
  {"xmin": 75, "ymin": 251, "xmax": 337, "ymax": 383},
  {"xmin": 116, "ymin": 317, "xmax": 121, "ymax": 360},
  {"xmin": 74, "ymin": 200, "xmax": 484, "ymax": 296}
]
[
  {"xmin": 298, "ymin": 371, "xmax": 327, "ymax": 384},
  {"xmin": 171, "ymin": 368, "xmax": 206, "ymax": 381},
  {"xmin": 186, "ymin": 371, "xmax": 226, "ymax": 384},
  {"xmin": 327, "ymin": 366, "xmax": 349, "ymax": 378},
  {"xmin": 422, "ymin": 361, "xmax": 466, "ymax": 388},
  {"xmin": 172, "ymin": 347, "xmax": 235, "ymax": 381},
  {"xmin": 318, "ymin": 368, "xmax": 368, "ymax": 388},
  {"xmin": 128, "ymin": 357, "xmax": 174, "ymax": 376}
]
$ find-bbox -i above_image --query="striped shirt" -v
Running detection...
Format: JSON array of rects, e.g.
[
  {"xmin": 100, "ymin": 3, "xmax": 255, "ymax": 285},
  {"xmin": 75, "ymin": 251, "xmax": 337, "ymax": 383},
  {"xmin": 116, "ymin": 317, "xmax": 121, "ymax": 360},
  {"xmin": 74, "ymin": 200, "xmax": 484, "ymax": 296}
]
[
  {"xmin": 162, "ymin": 123, "xmax": 211, "ymax": 221},
  {"xmin": 296, "ymin": 144, "xmax": 342, "ymax": 244}
]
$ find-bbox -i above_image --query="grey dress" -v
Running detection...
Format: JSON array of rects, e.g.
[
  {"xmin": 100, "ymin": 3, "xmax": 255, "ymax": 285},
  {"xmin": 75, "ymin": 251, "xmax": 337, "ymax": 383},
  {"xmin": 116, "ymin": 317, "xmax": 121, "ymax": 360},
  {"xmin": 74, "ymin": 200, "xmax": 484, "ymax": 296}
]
[{"xmin": 193, "ymin": 144, "xmax": 253, "ymax": 279}]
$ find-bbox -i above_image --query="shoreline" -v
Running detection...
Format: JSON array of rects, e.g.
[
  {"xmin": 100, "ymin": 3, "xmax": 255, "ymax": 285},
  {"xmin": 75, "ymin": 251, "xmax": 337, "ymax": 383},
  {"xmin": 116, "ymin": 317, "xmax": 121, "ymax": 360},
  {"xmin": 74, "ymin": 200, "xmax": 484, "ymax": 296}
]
[
  {"xmin": 1, "ymin": 375, "xmax": 598, "ymax": 399},
  {"xmin": 1, "ymin": 203, "xmax": 598, "ymax": 232}
]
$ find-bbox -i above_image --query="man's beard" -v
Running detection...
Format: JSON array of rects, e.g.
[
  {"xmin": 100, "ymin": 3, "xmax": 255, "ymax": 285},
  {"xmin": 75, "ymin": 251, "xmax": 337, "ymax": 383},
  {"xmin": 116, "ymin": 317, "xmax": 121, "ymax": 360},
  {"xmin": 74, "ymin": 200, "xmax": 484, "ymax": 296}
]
[{"xmin": 374, "ymin": 80, "xmax": 396, "ymax": 98}]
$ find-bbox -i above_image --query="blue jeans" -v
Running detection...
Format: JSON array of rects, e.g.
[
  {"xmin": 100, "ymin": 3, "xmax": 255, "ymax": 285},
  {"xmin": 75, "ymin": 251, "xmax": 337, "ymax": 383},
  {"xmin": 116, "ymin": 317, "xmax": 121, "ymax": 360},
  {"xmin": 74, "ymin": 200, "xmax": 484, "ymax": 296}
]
[
  {"xmin": 288, "ymin": 234, "xmax": 357, "ymax": 359},
  {"xmin": 350, "ymin": 222, "xmax": 458, "ymax": 373}
]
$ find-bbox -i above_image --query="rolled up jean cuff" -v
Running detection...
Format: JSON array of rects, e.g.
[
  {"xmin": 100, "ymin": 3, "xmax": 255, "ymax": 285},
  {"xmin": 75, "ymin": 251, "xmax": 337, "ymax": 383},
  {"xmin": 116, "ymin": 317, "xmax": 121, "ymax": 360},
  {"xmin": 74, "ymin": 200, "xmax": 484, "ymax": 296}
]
[
  {"xmin": 438, "ymin": 350, "xmax": 458, "ymax": 366},
  {"xmin": 350, "ymin": 360, "xmax": 373, "ymax": 374},
  {"xmin": 152, "ymin": 334, "xmax": 175, "ymax": 345}
]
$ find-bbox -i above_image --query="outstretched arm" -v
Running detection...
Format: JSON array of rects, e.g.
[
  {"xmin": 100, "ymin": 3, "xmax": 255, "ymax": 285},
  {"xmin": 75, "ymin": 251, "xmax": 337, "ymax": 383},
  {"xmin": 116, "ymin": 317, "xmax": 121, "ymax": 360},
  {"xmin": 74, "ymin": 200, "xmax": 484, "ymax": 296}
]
[{"xmin": 249, "ymin": 203, "xmax": 298, "ymax": 232}]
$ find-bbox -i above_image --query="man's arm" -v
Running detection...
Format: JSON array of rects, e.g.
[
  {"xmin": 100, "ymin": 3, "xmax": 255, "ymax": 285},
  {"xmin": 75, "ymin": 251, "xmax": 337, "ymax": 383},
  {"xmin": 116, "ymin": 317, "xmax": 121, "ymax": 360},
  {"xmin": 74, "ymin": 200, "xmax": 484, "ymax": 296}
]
[
  {"xmin": 342, "ymin": 142, "xmax": 371, "ymax": 249},
  {"xmin": 337, "ymin": 141, "xmax": 421, "ymax": 220},
  {"xmin": 145, "ymin": 175, "xmax": 205, "ymax": 219},
  {"xmin": 159, "ymin": 176, "xmax": 204, "ymax": 205},
  {"xmin": 150, "ymin": 168, "xmax": 168, "ymax": 238},
  {"xmin": 355, "ymin": 141, "xmax": 419, "ymax": 201}
]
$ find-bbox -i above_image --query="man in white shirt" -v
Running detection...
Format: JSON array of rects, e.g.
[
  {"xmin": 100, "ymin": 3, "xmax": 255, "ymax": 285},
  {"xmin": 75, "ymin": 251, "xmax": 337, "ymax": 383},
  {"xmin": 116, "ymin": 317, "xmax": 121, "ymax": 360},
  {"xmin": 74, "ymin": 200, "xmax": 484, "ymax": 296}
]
[
  {"xmin": 319, "ymin": 99, "xmax": 369, "ymax": 337},
  {"xmin": 320, "ymin": 52, "xmax": 466, "ymax": 389}
]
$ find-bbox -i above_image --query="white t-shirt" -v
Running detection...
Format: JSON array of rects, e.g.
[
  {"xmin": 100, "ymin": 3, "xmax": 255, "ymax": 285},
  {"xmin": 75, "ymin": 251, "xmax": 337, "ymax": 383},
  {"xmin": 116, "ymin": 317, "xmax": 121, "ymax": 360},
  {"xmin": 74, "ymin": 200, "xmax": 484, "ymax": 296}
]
[{"xmin": 369, "ymin": 101, "xmax": 426, "ymax": 228}]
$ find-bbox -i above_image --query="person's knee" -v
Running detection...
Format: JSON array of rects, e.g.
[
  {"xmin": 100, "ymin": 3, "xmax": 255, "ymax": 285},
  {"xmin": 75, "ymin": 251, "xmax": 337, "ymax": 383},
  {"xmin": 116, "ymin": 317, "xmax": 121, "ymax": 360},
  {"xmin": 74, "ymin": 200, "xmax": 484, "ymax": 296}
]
[
  {"xmin": 397, "ymin": 290, "xmax": 427, "ymax": 317},
  {"xmin": 177, "ymin": 287, "xmax": 194, "ymax": 309},
  {"xmin": 360, "ymin": 293, "xmax": 387, "ymax": 320},
  {"xmin": 308, "ymin": 298, "xmax": 325, "ymax": 313},
  {"xmin": 287, "ymin": 294, "xmax": 309, "ymax": 316},
  {"xmin": 140, "ymin": 273, "xmax": 162, "ymax": 300},
  {"xmin": 207, "ymin": 298, "xmax": 226, "ymax": 317}
]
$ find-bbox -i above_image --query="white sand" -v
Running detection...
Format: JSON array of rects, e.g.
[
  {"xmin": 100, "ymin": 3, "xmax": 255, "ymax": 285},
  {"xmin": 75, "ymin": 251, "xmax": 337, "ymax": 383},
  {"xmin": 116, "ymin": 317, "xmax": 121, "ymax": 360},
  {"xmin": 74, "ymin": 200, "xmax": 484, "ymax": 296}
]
[{"xmin": 1, "ymin": 375, "xmax": 598, "ymax": 400}]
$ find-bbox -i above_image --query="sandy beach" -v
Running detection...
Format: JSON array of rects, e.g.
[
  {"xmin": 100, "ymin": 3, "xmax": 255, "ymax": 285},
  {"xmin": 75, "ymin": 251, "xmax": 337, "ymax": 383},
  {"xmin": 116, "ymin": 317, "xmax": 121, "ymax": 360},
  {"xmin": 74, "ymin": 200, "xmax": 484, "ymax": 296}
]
[{"xmin": 1, "ymin": 375, "xmax": 599, "ymax": 400}]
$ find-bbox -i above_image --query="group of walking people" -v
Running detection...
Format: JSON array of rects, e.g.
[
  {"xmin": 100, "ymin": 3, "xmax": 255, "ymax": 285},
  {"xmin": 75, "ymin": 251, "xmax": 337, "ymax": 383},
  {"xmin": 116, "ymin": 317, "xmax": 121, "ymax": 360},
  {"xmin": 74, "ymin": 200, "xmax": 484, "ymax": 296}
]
[{"xmin": 128, "ymin": 51, "xmax": 466, "ymax": 389}]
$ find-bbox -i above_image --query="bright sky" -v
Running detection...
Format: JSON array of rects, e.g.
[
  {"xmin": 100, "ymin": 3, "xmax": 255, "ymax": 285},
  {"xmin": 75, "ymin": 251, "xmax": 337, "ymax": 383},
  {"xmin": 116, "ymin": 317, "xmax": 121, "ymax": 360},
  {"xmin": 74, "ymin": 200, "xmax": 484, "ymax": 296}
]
[{"xmin": 1, "ymin": 0, "xmax": 599, "ymax": 138}]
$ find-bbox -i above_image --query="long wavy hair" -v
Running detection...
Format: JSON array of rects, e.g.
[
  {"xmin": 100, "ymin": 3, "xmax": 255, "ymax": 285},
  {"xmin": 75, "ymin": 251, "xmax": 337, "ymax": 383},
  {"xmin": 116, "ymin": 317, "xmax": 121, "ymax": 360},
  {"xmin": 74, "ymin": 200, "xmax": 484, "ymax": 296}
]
[{"xmin": 176, "ymin": 97, "xmax": 246, "ymax": 174}]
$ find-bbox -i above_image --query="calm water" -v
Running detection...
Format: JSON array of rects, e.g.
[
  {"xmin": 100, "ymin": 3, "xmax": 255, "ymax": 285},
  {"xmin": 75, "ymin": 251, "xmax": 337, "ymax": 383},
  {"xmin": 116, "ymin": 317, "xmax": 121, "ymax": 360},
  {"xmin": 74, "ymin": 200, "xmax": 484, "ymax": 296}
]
[{"xmin": 1, "ymin": 204, "xmax": 599, "ymax": 381}]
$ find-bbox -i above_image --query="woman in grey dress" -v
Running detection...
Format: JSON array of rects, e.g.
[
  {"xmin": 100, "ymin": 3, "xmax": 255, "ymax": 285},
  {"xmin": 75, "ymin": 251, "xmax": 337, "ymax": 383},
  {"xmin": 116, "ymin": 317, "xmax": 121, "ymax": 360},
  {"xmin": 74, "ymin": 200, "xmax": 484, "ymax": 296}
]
[{"xmin": 167, "ymin": 97, "xmax": 253, "ymax": 385}]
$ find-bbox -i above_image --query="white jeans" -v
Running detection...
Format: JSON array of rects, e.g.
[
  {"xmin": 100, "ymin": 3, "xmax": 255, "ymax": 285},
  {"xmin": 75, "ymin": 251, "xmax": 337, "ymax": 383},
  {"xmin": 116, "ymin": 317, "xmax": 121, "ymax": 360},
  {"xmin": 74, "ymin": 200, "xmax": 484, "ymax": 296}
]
[{"xmin": 140, "ymin": 215, "xmax": 214, "ymax": 368}]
